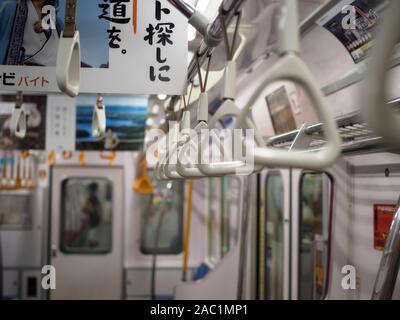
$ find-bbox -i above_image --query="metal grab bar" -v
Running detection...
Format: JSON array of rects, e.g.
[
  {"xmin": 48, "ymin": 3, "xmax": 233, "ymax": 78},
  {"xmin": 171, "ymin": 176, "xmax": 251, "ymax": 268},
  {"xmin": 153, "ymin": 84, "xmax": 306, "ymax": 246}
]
[
  {"xmin": 372, "ymin": 197, "xmax": 400, "ymax": 300},
  {"xmin": 168, "ymin": 0, "xmax": 248, "ymax": 107}
]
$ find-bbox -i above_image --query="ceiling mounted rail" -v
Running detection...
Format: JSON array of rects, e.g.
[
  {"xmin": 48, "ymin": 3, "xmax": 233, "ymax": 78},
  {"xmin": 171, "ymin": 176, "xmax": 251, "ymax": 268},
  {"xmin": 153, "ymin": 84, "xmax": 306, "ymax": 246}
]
[
  {"xmin": 167, "ymin": 0, "xmax": 248, "ymax": 108},
  {"xmin": 265, "ymin": 100, "xmax": 400, "ymax": 156}
]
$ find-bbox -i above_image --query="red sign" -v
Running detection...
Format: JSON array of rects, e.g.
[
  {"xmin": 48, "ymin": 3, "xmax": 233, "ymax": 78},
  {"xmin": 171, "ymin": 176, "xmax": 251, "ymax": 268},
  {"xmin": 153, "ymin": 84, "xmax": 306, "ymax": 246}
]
[{"xmin": 374, "ymin": 204, "xmax": 396, "ymax": 251}]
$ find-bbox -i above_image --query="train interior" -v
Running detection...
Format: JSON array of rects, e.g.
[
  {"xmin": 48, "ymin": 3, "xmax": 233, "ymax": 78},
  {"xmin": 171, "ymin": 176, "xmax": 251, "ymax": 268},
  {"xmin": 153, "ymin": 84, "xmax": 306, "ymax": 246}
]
[{"xmin": 0, "ymin": 0, "xmax": 400, "ymax": 301}]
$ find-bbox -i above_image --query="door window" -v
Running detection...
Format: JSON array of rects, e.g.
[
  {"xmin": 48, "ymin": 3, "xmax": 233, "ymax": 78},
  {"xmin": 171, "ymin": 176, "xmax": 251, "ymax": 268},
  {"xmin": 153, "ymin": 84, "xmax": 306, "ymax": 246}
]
[
  {"xmin": 140, "ymin": 179, "xmax": 184, "ymax": 255},
  {"xmin": 299, "ymin": 172, "xmax": 333, "ymax": 300},
  {"xmin": 60, "ymin": 178, "xmax": 113, "ymax": 254},
  {"xmin": 264, "ymin": 173, "xmax": 284, "ymax": 300}
]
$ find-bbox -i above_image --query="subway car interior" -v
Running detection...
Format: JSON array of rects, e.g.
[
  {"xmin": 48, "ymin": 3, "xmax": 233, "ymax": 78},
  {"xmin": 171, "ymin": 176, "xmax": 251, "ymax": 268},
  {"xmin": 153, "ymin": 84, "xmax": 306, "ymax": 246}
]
[{"xmin": 1, "ymin": 0, "xmax": 400, "ymax": 302}]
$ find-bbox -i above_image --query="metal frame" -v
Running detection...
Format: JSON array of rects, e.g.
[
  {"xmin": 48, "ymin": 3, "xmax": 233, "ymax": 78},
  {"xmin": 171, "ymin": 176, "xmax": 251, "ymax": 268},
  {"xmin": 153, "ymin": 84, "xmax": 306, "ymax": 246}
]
[
  {"xmin": 266, "ymin": 100, "xmax": 400, "ymax": 156},
  {"xmin": 167, "ymin": 0, "xmax": 248, "ymax": 109}
]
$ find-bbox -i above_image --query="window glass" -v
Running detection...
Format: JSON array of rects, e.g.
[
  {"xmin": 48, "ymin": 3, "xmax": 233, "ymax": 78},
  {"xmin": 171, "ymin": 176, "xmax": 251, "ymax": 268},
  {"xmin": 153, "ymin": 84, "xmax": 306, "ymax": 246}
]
[
  {"xmin": 140, "ymin": 178, "xmax": 183, "ymax": 255},
  {"xmin": 264, "ymin": 173, "xmax": 284, "ymax": 300},
  {"xmin": 61, "ymin": 178, "xmax": 113, "ymax": 254},
  {"xmin": 208, "ymin": 177, "xmax": 242, "ymax": 264},
  {"xmin": 299, "ymin": 172, "xmax": 331, "ymax": 300}
]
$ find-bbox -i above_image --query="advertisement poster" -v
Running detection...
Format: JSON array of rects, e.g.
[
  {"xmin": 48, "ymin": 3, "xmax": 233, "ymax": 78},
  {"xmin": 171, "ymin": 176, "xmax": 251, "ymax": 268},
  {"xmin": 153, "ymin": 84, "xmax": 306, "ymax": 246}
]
[
  {"xmin": 0, "ymin": 0, "xmax": 187, "ymax": 94},
  {"xmin": 0, "ymin": 94, "xmax": 46, "ymax": 150},
  {"xmin": 265, "ymin": 86, "xmax": 297, "ymax": 135},
  {"xmin": 317, "ymin": 0, "xmax": 386, "ymax": 64},
  {"xmin": 75, "ymin": 95, "xmax": 147, "ymax": 151},
  {"xmin": 374, "ymin": 203, "xmax": 396, "ymax": 251}
]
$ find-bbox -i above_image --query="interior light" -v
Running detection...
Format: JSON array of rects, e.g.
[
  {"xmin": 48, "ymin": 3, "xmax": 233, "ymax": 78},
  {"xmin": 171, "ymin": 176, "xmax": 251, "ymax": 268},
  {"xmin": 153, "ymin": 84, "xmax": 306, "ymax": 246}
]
[{"xmin": 157, "ymin": 94, "xmax": 167, "ymax": 101}]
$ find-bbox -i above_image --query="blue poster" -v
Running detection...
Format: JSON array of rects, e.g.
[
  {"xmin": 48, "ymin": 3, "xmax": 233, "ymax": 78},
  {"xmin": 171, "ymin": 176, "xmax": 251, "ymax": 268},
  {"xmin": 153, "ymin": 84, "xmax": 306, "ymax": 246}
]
[{"xmin": 76, "ymin": 95, "xmax": 148, "ymax": 151}]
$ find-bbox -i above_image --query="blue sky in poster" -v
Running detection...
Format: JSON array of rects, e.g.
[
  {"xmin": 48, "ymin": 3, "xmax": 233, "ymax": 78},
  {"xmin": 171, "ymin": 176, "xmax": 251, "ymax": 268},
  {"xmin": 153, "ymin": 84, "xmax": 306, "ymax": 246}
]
[{"xmin": 58, "ymin": 0, "xmax": 109, "ymax": 68}]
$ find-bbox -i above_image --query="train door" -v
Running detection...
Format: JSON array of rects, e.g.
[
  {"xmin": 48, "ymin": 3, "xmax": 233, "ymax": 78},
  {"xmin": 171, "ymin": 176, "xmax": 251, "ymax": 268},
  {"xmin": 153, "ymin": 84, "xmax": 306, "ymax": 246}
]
[
  {"xmin": 258, "ymin": 170, "xmax": 291, "ymax": 300},
  {"xmin": 291, "ymin": 171, "xmax": 333, "ymax": 300},
  {"xmin": 50, "ymin": 166, "xmax": 124, "ymax": 300}
]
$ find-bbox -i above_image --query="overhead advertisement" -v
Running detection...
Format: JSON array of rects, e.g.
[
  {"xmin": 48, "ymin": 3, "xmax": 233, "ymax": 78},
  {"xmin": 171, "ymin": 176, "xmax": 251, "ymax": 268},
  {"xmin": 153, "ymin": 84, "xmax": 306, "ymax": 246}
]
[
  {"xmin": 0, "ymin": 0, "xmax": 188, "ymax": 94},
  {"xmin": 0, "ymin": 93, "xmax": 147, "ymax": 151},
  {"xmin": 317, "ymin": 0, "xmax": 387, "ymax": 64}
]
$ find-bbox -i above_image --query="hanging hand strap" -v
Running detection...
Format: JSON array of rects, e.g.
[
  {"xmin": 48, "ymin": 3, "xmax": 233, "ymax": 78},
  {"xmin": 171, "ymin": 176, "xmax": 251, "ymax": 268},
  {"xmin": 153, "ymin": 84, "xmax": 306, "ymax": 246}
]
[
  {"xmin": 56, "ymin": 0, "xmax": 81, "ymax": 97},
  {"xmin": 10, "ymin": 91, "xmax": 27, "ymax": 139},
  {"xmin": 92, "ymin": 93, "xmax": 106, "ymax": 137}
]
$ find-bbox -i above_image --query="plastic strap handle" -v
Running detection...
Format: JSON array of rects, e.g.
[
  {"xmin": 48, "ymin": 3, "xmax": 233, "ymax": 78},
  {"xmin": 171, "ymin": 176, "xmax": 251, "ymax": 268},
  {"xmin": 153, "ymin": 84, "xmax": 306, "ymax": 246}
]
[
  {"xmin": 56, "ymin": 0, "xmax": 80, "ymax": 97},
  {"xmin": 363, "ymin": 0, "xmax": 400, "ymax": 149},
  {"xmin": 159, "ymin": 121, "xmax": 184, "ymax": 180},
  {"xmin": 236, "ymin": 53, "xmax": 341, "ymax": 169},
  {"xmin": 197, "ymin": 99, "xmax": 264, "ymax": 176},
  {"xmin": 155, "ymin": 135, "xmax": 169, "ymax": 180},
  {"xmin": 163, "ymin": 142, "xmax": 184, "ymax": 180},
  {"xmin": 92, "ymin": 95, "xmax": 106, "ymax": 137},
  {"xmin": 176, "ymin": 122, "xmax": 208, "ymax": 178},
  {"xmin": 176, "ymin": 123, "xmax": 228, "ymax": 178},
  {"xmin": 277, "ymin": 0, "xmax": 300, "ymax": 55},
  {"xmin": 176, "ymin": 128, "xmax": 206, "ymax": 178},
  {"xmin": 10, "ymin": 92, "xmax": 27, "ymax": 139}
]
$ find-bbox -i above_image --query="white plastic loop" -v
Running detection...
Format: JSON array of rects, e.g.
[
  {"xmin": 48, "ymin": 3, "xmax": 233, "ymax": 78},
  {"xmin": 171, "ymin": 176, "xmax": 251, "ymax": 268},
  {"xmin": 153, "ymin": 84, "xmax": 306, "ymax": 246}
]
[
  {"xmin": 236, "ymin": 53, "xmax": 341, "ymax": 169},
  {"xmin": 176, "ymin": 121, "xmax": 210, "ymax": 178},
  {"xmin": 10, "ymin": 92, "xmax": 27, "ymax": 139},
  {"xmin": 56, "ymin": 30, "xmax": 81, "ymax": 97},
  {"xmin": 363, "ymin": 0, "xmax": 400, "ymax": 149},
  {"xmin": 92, "ymin": 94, "xmax": 106, "ymax": 137},
  {"xmin": 222, "ymin": 60, "xmax": 237, "ymax": 100},
  {"xmin": 233, "ymin": 0, "xmax": 341, "ymax": 170},
  {"xmin": 198, "ymin": 99, "xmax": 265, "ymax": 176}
]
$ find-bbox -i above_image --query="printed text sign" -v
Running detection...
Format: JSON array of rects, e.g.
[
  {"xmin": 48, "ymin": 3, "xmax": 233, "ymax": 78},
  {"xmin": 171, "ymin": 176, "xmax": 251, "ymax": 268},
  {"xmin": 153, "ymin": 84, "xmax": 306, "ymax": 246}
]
[{"xmin": 0, "ymin": 0, "xmax": 187, "ymax": 95}]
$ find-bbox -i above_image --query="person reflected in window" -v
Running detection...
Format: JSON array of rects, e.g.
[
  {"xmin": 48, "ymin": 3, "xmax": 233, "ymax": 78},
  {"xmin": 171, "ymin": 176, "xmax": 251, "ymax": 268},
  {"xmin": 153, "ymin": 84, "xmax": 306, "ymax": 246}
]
[{"xmin": 82, "ymin": 182, "xmax": 102, "ymax": 247}]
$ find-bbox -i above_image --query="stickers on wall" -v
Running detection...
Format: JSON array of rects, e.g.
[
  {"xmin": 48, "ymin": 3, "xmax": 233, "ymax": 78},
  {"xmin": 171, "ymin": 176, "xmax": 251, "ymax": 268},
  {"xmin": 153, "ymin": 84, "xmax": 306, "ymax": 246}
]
[
  {"xmin": 0, "ymin": 0, "xmax": 187, "ymax": 95},
  {"xmin": 316, "ymin": 0, "xmax": 386, "ymax": 64},
  {"xmin": 373, "ymin": 204, "xmax": 396, "ymax": 251}
]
